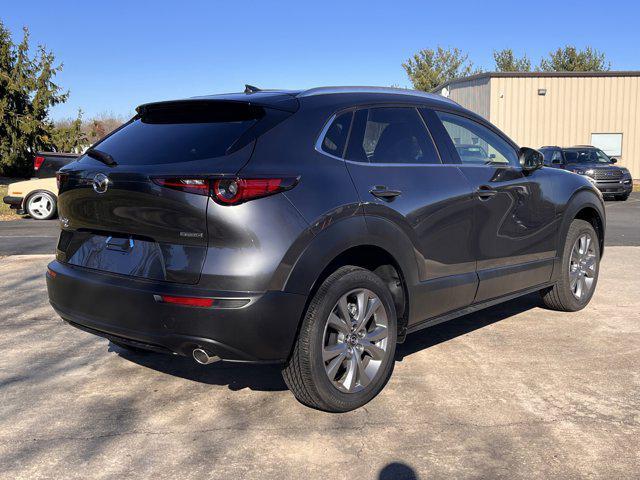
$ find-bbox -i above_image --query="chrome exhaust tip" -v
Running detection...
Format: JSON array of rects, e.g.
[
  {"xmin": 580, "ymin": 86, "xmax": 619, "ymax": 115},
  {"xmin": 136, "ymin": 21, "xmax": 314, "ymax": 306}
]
[{"xmin": 192, "ymin": 348, "xmax": 220, "ymax": 365}]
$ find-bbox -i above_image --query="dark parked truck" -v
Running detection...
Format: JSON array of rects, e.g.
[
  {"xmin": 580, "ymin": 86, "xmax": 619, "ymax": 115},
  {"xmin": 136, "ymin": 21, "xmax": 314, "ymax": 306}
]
[
  {"xmin": 47, "ymin": 87, "xmax": 606, "ymax": 411},
  {"xmin": 33, "ymin": 152, "xmax": 78, "ymax": 178}
]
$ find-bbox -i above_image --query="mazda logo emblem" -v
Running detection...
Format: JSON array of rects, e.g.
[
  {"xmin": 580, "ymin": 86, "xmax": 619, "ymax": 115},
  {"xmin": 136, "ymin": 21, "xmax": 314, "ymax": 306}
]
[{"xmin": 93, "ymin": 173, "xmax": 110, "ymax": 194}]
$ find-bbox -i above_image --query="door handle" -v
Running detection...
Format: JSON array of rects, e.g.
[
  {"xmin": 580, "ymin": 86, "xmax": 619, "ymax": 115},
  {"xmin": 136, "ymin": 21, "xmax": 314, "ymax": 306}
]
[
  {"xmin": 370, "ymin": 186, "xmax": 402, "ymax": 200},
  {"xmin": 476, "ymin": 185, "xmax": 497, "ymax": 200}
]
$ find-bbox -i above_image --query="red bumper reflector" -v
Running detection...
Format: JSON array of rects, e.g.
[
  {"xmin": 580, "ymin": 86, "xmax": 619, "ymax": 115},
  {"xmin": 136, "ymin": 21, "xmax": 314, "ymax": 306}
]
[
  {"xmin": 159, "ymin": 295, "xmax": 214, "ymax": 308},
  {"xmin": 47, "ymin": 268, "xmax": 57, "ymax": 278}
]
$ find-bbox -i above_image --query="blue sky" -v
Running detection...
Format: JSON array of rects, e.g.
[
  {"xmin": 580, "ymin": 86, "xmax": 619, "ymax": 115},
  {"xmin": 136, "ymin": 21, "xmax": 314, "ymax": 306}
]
[{"xmin": 3, "ymin": 0, "xmax": 639, "ymax": 120}]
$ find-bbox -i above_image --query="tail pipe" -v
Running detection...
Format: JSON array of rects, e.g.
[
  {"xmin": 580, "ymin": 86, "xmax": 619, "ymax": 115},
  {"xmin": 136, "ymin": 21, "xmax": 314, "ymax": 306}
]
[{"xmin": 192, "ymin": 348, "xmax": 220, "ymax": 365}]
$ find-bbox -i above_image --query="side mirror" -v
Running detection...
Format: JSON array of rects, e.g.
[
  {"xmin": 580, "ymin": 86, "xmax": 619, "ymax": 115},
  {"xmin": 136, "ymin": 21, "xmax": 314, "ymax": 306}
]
[
  {"xmin": 609, "ymin": 157, "xmax": 618, "ymax": 164},
  {"xmin": 519, "ymin": 147, "xmax": 544, "ymax": 172}
]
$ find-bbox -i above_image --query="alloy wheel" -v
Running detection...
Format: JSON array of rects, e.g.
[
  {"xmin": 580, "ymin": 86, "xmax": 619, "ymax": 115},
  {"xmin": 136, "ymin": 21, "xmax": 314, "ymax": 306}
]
[
  {"xmin": 28, "ymin": 193, "xmax": 54, "ymax": 219},
  {"xmin": 322, "ymin": 288, "xmax": 389, "ymax": 393},
  {"xmin": 569, "ymin": 233, "xmax": 597, "ymax": 300}
]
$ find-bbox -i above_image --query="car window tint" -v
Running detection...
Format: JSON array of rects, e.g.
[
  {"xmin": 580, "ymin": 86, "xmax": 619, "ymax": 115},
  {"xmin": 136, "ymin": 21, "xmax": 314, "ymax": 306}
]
[
  {"xmin": 435, "ymin": 111, "xmax": 518, "ymax": 166},
  {"xmin": 320, "ymin": 111, "xmax": 353, "ymax": 157},
  {"xmin": 541, "ymin": 149, "xmax": 562, "ymax": 165},
  {"xmin": 345, "ymin": 107, "xmax": 440, "ymax": 164},
  {"xmin": 94, "ymin": 102, "xmax": 263, "ymax": 165}
]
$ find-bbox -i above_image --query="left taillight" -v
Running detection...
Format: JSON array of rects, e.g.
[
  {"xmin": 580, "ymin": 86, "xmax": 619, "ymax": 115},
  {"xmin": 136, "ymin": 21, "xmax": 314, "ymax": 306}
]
[
  {"xmin": 153, "ymin": 177, "xmax": 298, "ymax": 205},
  {"xmin": 152, "ymin": 178, "xmax": 210, "ymax": 195},
  {"xmin": 56, "ymin": 172, "xmax": 68, "ymax": 190},
  {"xmin": 34, "ymin": 155, "xmax": 45, "ymax": 171}
]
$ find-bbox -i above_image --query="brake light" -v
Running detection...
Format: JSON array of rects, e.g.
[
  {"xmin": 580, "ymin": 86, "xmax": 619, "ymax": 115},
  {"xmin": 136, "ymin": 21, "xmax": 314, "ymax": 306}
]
[
  {"xmin": 34, "ymin": 156, "xmax": 45, "ymax": 170},
  {"xmin": 158, "ymin": 295, "xmax": 214, "ymax": 308},
  {"xmin": 213, "ymin": 178, "xmax": 287, "ymax": 205},
  {"xmin": 152, "ymin": 178, "xmax": 209, "ymax": 195},
  {"xmin": 56, "ymin": 172, "xmax": 68, "ymax": 190},
  {"xmin": 153, "ymin": 177, "xmax": 298, "ymax": 205}
]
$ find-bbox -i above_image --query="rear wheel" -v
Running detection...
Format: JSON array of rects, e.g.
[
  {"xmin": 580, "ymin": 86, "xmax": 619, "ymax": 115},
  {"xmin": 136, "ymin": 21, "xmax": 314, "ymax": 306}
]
[
  {"xmin": 282, "ymin": 266, "xmax": 397, "ymax": 412},
  {"xmin": 541, "ymin": 219, "xmax": 600, "ymax": 311},
  {"xmin": 26, "ymin": 191, "xmax": 57, "ymax": 220}
]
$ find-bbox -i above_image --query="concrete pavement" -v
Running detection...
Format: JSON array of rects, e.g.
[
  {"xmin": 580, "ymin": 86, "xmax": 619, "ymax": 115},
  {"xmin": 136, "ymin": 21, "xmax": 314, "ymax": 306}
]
[{"xmin": 0, "ymin": 248, "xmax": 638, "ymax": 479}]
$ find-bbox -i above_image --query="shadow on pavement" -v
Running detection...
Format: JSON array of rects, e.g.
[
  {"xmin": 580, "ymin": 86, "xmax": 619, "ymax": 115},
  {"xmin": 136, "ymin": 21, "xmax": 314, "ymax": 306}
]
[
  {"xmin": 110, "ymin": 343, "xmax": 288, "ymax": 391},
  {"xmin": 110, "ymin": 293, "xmax": 541, "ymax": 391},
  {"xmin": 379, "ymin": 462, "xmax": 419, "ymax": 479},
  {"xmin": 396, "ymin": 292, "xmax": 541, "ymax": 361}
]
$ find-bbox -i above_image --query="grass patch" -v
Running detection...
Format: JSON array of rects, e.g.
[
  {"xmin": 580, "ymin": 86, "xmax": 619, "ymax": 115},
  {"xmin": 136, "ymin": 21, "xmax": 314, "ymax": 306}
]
[{"xmin": 0, "ymin": 184, "xmax": 15, "ymax": 220}]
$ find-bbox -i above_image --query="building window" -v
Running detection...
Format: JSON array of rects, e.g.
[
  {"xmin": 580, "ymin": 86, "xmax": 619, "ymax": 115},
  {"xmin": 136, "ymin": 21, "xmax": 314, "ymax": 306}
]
[{"xmin": 591, "ymin": 133, "xmax": 622, "ymax": 157}]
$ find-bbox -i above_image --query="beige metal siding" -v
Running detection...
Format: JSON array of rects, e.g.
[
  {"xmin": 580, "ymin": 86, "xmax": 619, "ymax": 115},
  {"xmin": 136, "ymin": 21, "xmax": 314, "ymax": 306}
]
[
  {"xmin": 447, "ymin": 77, "xmax": 491, "ymax": 120},
  {"xmin": 489, "ymin": 75, "xmax": 640, "ymax": 178}
]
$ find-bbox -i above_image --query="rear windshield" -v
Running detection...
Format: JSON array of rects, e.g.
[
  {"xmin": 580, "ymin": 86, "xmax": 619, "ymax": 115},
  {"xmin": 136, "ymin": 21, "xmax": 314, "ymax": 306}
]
[{"xmin": 92, "ymin": 102, "xmax": 263, "ymax": 165}]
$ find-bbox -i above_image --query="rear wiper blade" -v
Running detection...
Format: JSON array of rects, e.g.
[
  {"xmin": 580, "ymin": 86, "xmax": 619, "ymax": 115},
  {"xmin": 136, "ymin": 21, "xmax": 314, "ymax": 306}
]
[{"xmin": 86, "ymin": 148, "xmax": 117, "ymax": 166}]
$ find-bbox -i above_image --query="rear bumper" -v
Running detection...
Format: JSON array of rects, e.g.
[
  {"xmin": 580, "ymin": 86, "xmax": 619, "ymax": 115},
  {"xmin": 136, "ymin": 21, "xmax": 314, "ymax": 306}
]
[
  {"xmin": 46, "ymin": 260, "xmax": 307, "ymax": 363},
  {"xmin": 2, "ymin": 195, "xmax": 25, "ymax": 213}
]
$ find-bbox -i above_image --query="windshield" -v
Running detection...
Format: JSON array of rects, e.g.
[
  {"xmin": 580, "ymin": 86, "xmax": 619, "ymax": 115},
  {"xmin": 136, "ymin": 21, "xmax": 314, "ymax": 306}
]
[{"xmin": 563, "ymin": 148, "xmax": 611, "ymax": 164}]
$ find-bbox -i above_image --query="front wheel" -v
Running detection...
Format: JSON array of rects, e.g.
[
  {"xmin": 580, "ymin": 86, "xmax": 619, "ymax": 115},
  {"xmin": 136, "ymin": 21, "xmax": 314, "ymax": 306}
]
[
  {"xmin": 282, "ymin": 266, "xmax": 397, "ymax": 412},
  {"xmin": 26, "ymin": 191, "xmax": 57, "ymax": 220},
  {"xmin": 541, "ymin": 219, "xmax": 600, "ymax": 311}
]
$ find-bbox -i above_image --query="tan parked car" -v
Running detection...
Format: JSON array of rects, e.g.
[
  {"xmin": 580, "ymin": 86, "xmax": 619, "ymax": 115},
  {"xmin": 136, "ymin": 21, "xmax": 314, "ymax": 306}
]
[{"xmin": 3, "ymin": 177, "xmax": 58, "ymax": 220}]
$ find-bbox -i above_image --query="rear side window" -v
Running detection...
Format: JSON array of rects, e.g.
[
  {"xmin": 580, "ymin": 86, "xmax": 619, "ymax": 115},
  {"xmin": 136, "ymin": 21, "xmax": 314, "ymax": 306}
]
[
  {"xmin": 320, "ymin": 111, "xmax": 353, "ymax": 157},
  {"xmin": 345, "ymin": 107, "xmax": 440, "ymax": 164},
  {"xmin": 92, "ymin": 102, "xmax": 264, "ymax": 165}
]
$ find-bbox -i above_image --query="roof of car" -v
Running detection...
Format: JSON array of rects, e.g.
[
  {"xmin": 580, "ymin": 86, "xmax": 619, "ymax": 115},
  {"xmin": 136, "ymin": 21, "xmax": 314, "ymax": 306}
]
[{"xmin": 139, "ymin": 86, "xmax": 459, "ymax": 114}]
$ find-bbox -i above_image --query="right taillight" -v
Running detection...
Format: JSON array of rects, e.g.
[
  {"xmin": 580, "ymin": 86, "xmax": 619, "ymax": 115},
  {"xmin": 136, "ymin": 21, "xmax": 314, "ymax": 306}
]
[
  {"xmin": 153, "ymin": 177, "xmax": 298, "ymax": 205},
  {"xmin": 34, "ymin": 156, "xmax": 45, "ymax": 171}
]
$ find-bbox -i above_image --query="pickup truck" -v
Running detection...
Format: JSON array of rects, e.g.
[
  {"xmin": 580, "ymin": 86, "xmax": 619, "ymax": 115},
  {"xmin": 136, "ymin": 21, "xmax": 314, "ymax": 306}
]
[{"xmin": 33, "ymin": 152, "xmax": 78, "ymax": 178}]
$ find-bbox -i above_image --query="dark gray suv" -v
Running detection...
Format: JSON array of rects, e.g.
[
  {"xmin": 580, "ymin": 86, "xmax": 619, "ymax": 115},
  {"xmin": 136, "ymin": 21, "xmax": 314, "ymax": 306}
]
[
  {"xmin": 539, "ymin": 145, "xmax": 633, "ymax": 200},
  {"xmin": 47, "ymin": 87, "xmax": 605, "ymax": 411}
]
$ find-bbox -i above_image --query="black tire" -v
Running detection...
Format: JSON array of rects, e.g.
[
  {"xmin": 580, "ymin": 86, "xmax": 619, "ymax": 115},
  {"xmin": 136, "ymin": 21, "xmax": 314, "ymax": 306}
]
[
  {"xmin": 282, "ymin": 266, "xmax": 397, "ymax": 412},
  {"xmin": 614, "ymin": 193, "xmax": 630, "ymax": 201},
  {"xmin": 541, "ymin": 219, "xmax": 600, "ymax": 311},
  {"xmin": 25, "ymin": 191, "xmax": 57, "ymax": 220}
]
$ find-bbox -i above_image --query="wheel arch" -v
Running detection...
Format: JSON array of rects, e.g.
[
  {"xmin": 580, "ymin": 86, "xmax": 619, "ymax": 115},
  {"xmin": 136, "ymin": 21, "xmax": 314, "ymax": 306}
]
[
  {"xmin": 282, "ymin": 215, "xmax": 420, "ymax": 342},
  {"xmin": 552, "ymin": 188, "xmax": 605, "ymax": 282}
]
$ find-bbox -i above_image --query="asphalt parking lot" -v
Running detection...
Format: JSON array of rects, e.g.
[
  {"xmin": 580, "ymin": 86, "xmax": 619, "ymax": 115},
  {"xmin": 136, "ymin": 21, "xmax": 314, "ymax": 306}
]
[{"xmin": 0, "ymin": 194, "xmax": 639, "ymax": 479}]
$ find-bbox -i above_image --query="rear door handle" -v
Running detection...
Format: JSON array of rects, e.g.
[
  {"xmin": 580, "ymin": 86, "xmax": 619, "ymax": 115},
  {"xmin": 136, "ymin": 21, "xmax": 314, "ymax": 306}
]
[
  {"xmin": 370, "ymin": 186, "xmax": 402, "ymax": 200},
  {"xmin": 476, "ymin": 185, "xmax": 497, "ymax": 200}
]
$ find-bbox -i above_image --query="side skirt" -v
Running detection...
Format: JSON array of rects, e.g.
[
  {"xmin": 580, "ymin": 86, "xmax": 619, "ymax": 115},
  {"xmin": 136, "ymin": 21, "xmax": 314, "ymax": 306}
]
[{"xmin": 406, "ymin": 281, "xmax": 555, "ymax": 335}]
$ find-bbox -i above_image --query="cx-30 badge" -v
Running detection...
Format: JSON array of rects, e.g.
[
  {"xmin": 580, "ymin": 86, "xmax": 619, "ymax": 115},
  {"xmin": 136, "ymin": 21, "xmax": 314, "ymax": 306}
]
[{"xmin": 93, "ymin": 173, "xmax": 110, "ymax": 194}]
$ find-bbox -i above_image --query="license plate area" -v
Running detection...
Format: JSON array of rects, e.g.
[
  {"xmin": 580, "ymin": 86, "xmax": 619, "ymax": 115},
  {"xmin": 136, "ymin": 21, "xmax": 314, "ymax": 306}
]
[{"xmin": 61, "ymin": 231, "xmax": 205, "ymax": 284}]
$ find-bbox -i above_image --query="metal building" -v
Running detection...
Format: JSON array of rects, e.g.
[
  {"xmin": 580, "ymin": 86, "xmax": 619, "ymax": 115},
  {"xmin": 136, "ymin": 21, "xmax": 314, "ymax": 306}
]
[{"xmin": 434, "ymin": 71, "xmax": 640, "ymax": 178}]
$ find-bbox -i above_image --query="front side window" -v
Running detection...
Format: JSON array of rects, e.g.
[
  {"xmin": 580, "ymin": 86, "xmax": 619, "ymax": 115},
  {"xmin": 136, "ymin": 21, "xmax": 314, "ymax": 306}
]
[
  {"xmin": 541, "ymin": 149, "xmax": 562, "ymax": 165},
  {"xmin": 435, "ymin": 111, "xmax": 518, "ymax": 167},
  {"xmin": 345, "ymin": 107, "xmax": 440, "ymax": 164},
  {"xmin": 320, "ymin": 111, "xmax": 353, "ymax": 157}
]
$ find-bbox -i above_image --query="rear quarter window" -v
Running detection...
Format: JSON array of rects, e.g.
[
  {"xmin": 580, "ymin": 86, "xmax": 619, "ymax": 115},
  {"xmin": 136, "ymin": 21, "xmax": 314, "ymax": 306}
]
[{"xmin": 320, "ymin": 111, "xmax": 353, "ymax": 157}]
